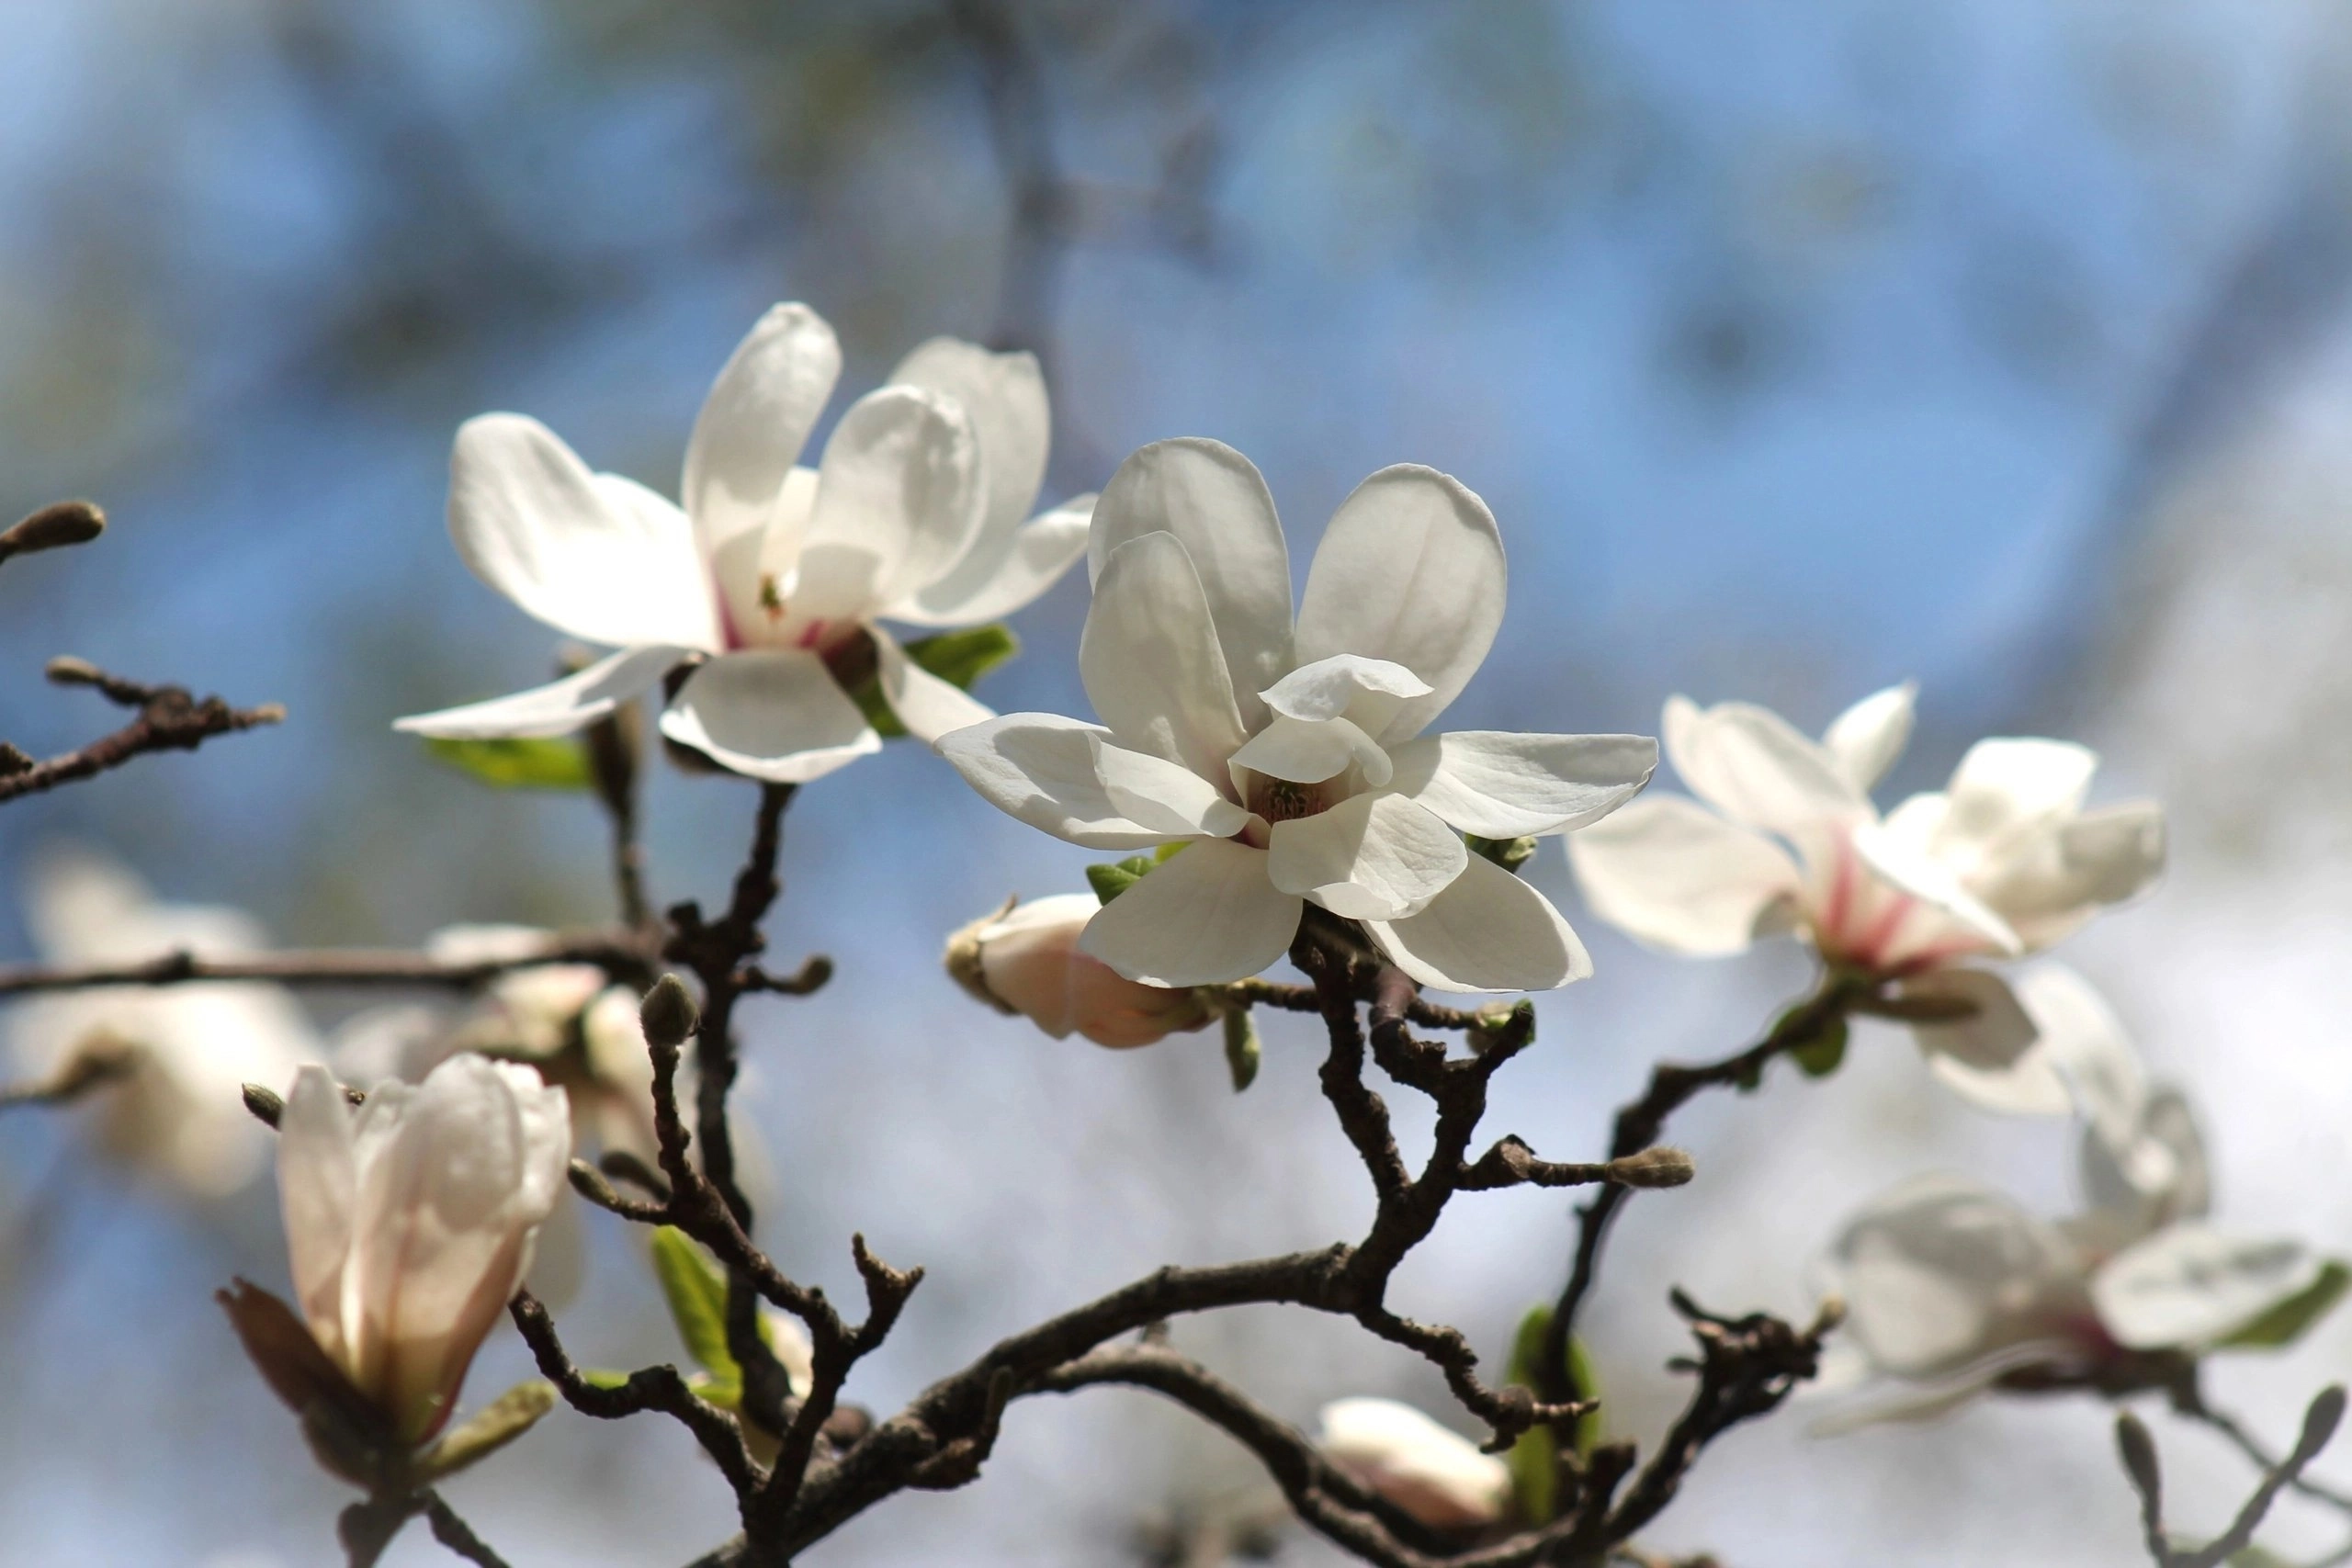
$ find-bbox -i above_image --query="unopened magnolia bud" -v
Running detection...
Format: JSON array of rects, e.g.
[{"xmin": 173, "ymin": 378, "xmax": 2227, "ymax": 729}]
[
  {"xmin": 1604, "ymin": 1145, "xmax": 1696, "ymax": 1189},
  {"xmin": 0, "ymin": 500, "xmax": 105, "ymax": 560},
  {"xmin": 639, "ymin": 974, "xmax": 699, "ymax": 1048},
  {"xmin": 1317, "ymin": 1397, "xmax": 1511, "ymax": 1531},
  {"xmin": 243, "ymin": 1083, "xmax": 286, "ymax": 1128},
  {"xmin": 43, "ymin": 655, "xmax": 104, "ymax": 687},
  {"xmin": 944, "ymin": 894, "xmax": 1215, "ymax": 1049}
]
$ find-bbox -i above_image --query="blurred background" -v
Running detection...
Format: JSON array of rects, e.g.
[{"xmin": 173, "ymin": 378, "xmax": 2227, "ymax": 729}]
[{"xmin": 3, "ymin": 1, "xmax": 2350, "ymax": 1562}]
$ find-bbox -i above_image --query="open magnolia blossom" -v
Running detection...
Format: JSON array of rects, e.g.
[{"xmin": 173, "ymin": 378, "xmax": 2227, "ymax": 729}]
[
  {"xmin": 1812, "ymin": 968, "xmax": 2338, "ymax": 1432},
  {"xmin": 1317, "ymin": 1396, "xmax": 1513, "ymax": 1531},
  {"xmin": 7, "ymin": 845, "xmax": 321, "ymax": 1197},
  {"xmin": 395, "ymin": 301, "xmax": 1095, "ymax": 782},
  {"xmin": 1567, "ymin": 683, "xmax": 2164, "ymax": 1105},
  {"xmin": 939, "ymin": 438, "xmax": 1657, "ymax": 992},
  {"xmin": 278, "ymin": 1056, "xmax": 571, "ymax": 1444},
  {"xmin": 944, "ymin": 893, "xmax": 1216, "ymax": 1047}
]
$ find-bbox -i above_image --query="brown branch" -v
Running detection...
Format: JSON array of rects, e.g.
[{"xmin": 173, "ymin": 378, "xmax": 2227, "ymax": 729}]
[
  {"xmin": 2115, "ymin": 1386, "xmax": 2346, "ymax": 1568},
  {"xmin": 0, "ymin": 659, "xmax": 283, "ymax": 805},
  {"xmin": 421, "ymin": 1493, "xmax": 513, "ymax": 1568},
  {"xmin": 0, "ymin": 931, "xmax": 653, "ymax": 998},
  {"xmin": 2171, "ymin": 1374, "xmax": 2352, "ymax": 1517},
  {"xmin": 0, "ymin": 1043, "xmax": 136, "ymax": 1110}
]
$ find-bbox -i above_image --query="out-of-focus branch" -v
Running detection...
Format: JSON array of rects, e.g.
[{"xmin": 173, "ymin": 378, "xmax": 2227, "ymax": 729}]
[
  {"xmin": 0, "ymin": 657, "xmax": 283, "ymax": 806},
  {"xmin": 421, "ymin": 1493, "xmax": 513, "ymax": 1568},
  {"xmin": 0, "ymin": 1042, "xmax": 135, "ymax": 1110},
  {"xmin": 0, "ymin": 930, "xmax": 654, "ymax": 998},
  {"xmin": 2115, "ymin": 1386, "xmax": 2346, "ymax": 1568}
]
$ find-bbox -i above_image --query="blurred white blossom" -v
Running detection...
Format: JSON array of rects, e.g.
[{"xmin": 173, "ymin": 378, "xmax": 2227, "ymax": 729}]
[
  {"xmin": 397, "ymin": 302, "xmax": 1094, "ymax": 782},
  {"xmin": 1569, "ymin": 685, "xmax": 2164, "ymax": 1106},
  {"xmin": 941, "ymin": 438, "xmax": 1656, "ymax": 992},
  {"xmin": 1317, "ymin": 1396, "xmax": 1511, "ymax": 1530},
  {"xmin": 277, "ymin": 1055, "xmax": 571, "ymax": 1443},
  {"xmin": 7, "ymin": 845, "xmax": 321, "ymax": 1197}
]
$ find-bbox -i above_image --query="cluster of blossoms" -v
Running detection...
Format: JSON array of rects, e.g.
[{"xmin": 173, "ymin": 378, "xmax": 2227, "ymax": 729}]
[{"xmin": 29, "ymin": 297, "xmax": 2319, "ymax": 1554}]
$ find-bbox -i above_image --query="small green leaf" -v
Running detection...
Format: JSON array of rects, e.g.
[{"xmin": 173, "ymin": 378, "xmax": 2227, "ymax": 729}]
[
  {"xmin": 1464, "ymin": 833, "xmax": 1538, "ymax": 874},
  {"xmin": 2221, "ymin": 1260, "xmax": 2352, "ymax": 1349},
  {"xmin": 1222, "ymin": 1008, "xmax": 1261, "ymax": 1092},
  {"xmin": 1087, "ymin": 855, "xmax": 1158, "ymax": 904},
  {"xmin": 1500, "ymin": 1307, "xmax": 1602, "ymax": 1524},
  {"xmin": 1791, "ymin": 1016, "xmax": 1850, "ymax": 1078},
  {"xmin": 650, "ymin": 1226, "xmax": 738, "ymax": 1382},
  {"xmin": 850, "ymin": 678, "xmax": 906, "ymax": 739},
  {"xmin": 412, "ymin": 1380, "xmax": 556, "ymax": 1484},
  {"xmin": 904, "ymin": 625, "xmax": 1019, "ymax": 690},
  {"xmin": 424, "ymin": 736, "xmax": 594, "ymax": 790}
]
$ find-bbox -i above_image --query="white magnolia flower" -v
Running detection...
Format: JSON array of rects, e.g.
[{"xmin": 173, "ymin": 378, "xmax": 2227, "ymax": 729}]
[
  {"xmin": 1317, "ymin": 1396, "xmax": 1512, "ymax": 1531},
  {"xmin": 939, "ymin": 439, "xmax": 1657, "ymax": 992},
  {"xmin": 8, "ymin": 845, "xmax": 321, "ymax": 1197},
  {"xmin": 396, "ymin": 302, "xmax": 1095, "ymax": 783},
  {"xmin": 1567, "ymin": 685, "xmax": 2164, "ymax": 1104},
  {"xmin": 278, "ymin": 1056, "xmax": 571, "ymax": 1443},
  {"xmin": 945, "ymin": 893, "xmax": 1217, "ymax": 1048},
  {"xmin": 1815, "ymin": 968, "xmax": 2325, "ymax": 1430}
]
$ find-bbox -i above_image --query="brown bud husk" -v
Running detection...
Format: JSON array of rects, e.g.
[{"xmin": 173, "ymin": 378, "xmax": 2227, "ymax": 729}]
[
  {"xmin": 639, "ymin": 974, "xmax": 699, "ymax": 1048},
  {"xmin": 1604, "ymin": 1146, "xmax": 1697, "ymax": 1189},
  {"xmin": 0, "ymin": 500, "xmax": 105, "ymax": 559}
]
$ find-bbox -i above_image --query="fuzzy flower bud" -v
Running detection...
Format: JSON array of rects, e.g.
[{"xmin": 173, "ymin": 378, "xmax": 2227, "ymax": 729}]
[
  {"xmin": 277, "ymin": 1056, "xmax": 571, "ymax": 1443},
  {"xmin": 1316, "ymin": 1397, "xmax": 1511, "ymax": 1531},
  {"xmin": 945, "ymin": 894, "xmax": 1216, "ymax": 1049}
]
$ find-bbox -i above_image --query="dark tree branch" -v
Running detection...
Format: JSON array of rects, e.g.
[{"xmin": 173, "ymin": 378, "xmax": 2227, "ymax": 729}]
[
  {"xmin": 0, "ymin": 659, "xmax": 283, "ymax": 805},
  {"xmin": 2115, "ymin": 1386, "xmax": 2346, "ymax": 1568},
  {"xmin": 2171, "ymin": 1374, "xmax": 2352, "ymax": 1516},
  {"xmin": 0, "ymin": 931, "xmax": 655, "ymax": 999},
  {"xmin": 0, "ymin": 1043, "xmax": 136, "ymax": 1110},
  {"xmin": 422, "ymin": 1492, "xmax": 514, "ymax": 1568}
]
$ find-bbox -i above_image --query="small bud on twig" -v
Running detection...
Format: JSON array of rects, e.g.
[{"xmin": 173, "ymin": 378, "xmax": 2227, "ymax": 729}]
[
  {"xmin": 640, "ymin": 974, "xmax": 699, "ymax": 1048},
  {"xmin": 243, "ymin": 1083, "xmax": 285, "ymax": 1129},
  {"xmin": 0, "ymin": 743, "xmax": 33, "ymax": 778},
  {"xmin": 1604, "ymin": 1145, "xmax": 1697, "ymax": 1189},
  {"xmin": 44, "ymin": 656, "xmax": 106, "ymax": 688},
  {"xmin": 0, "ymin": 500, "xmax": 105, "ymax": 563}
]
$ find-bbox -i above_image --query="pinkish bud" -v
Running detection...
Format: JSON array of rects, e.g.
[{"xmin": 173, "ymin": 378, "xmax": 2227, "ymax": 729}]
[{"xmin": 945, "ymin": 895, "xmax": 1215, "ymax": 1050}]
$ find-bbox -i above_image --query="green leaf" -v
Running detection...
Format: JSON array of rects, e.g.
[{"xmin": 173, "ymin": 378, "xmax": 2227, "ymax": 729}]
[
  {"xmin": 904, "ymin": 625, "xmax": 1019, "ymax": 691},
  {"xmin": 850, "ymin": 678, "xmax": 906, "ymax": 739},
  {"xmin": 1087, "ymin": 855, "xmax": 1159, "ymax": 904},
  {"xmin": 1222, "ymin": 1008, "xmax": 1261, "ymax": 1092},
  {"xmin": 650, "ymin": 1226, "xmax": 738, "ymax": 1382},
  {"xmin": 1791, "ymin": 1016, "xmax": 1850, "ymax": 1078},
  {"xmin": 424, "ymin": 736, "xmax": 594, "ymax": 791},
  {"xmin": 2221, "ymin": 1259, "xmax": 2351, "ymax": 1349},
  {"xmin": 412, "ymin": 1380, "xmax": 556, "ymax": 1484},
  {"xmin": 1500, "ymin": 1307, "xmax": 1602, "ymax": 1524},
  {"xmin": 1464, "ymin": 833, "xmax": 1538, "ymax": 874}
]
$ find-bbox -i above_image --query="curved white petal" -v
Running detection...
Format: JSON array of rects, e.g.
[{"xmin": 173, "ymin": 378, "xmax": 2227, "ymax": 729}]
[
  {"xmin": 447, "ymin": 414, "xmax": 720, "ymax": 651},
  {"xmin": 1259, "ymin": 654, "xmax": 1430, "ymax": 741},
  {"xmin": 1080, "ymin": 532, "xmax": 1250, "ymax": 784},
  {"xmin": 2092, "ymin": 1224, "xmax": 2320, "ymax": 1351},
  {"xmin": 1929, "ymin": 738, "xmax": 2098, "ymax": 871},
  {"xmin": 1826, "ymin": 1173, "xmax": 2084, "ymax": 1381},
  {"xmin": 869, "ymin": 624, "xmax": 993, "ymax": 744},
  {"xmin": 1363, "ymin": 851, "xmax": 1592, "ymax": 993},
  {"xmin": 1389, "ymin": 731, "xmax": 1657, "ymax": 839},
  {"xmin": 1904, "ymin": 968, "xmax": 2066, "ymax": 1115},
  {"xmin": 278, "ymin": 1064, "xmax": 359, "ymax": 1350},
  {"xmin": 1317, "ymin": 1397, "xmax": 1511, "ymax": 1531},
  {"xmin": 1662, "ymin": 695, "xmax": 1866, "ymax": 836},
  {"xmin": 2014, "ymin": 964, "xmax": 2151, "ymax": 1168},
  {"xmin": 1294, "ymin": 466, "xmax": 1505, "ymax": 743},
  {"xmin": 891, "ymin": 493, "xmax": 1094, "ymax": 627},
  {"xmin": 394, "ymin": 643, "xmax": 692, "ymax": 739},
  {"xmin": 936, "ymin": 713, "xmax": 1173, "ymax": 850},
  {"xmin": 1089, "ymin": 734, "xmax": 1253, "ymax": 840},
  {"xmin": 1077, "ymin": 839, "xmax": 1302, "ymax": 987},
  {"xmin": 1974, "ymin": 801, "xmax": 2167, "ymax": 950},
  {"xmin": 888, "ymin": 337, "xmax": 1048, "ymax": 579},
  {"xmin": 1822, "ymin": 681, "xmax": 1917, "ymax": 794},
  {"xmin": 785, "ymin": 386, "xmax": 983, "ymax": 619},
  {"xmin": 1850, "ymin": 820, "xmax": 2023, "ymax": 957},
  {"xmin": 1565, "ymin": 795, "xmax": 1802, "ymax": 956},
  {"xmin": 684, "ymin": 303, "xmax": 840, "ymax": 564},
  {"xmin": 1089, "ymin": 439, "xmax": 1294, "ymax": 728},
  {"xmin": 1267, "ymin": 794, "xmax": 1467, "ymax": 920},
  {"xmin": 2082, "ymin": 1085, "xmax": 2210, "ymax": 1235},
  {"xmin": 658, "ymin": 649, "xmax": 879, "ymax": 784},
  {"xmin": 1228, "ymin": 714, "xmax": 1392, "ymax": 787}
]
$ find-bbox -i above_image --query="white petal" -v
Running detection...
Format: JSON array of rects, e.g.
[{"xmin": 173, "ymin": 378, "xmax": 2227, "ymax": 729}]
[
  {"xmin": 1565, "ymin": 795, "xmax": 1802, "ymax": 956},
  {"xmin": 869, "ymin": 623, "xmax": 993, "ymax": 744},
  {"xmin": 1904, "ymin": 968, "xmax": 2066, "ymax": 1115},
  {"xmin": 1077, "ymin": 839, "xmax": 1302, "ymax": 986},
  {"xmin": 1228, "ymin": 714, "xmax": 1392, "ymax": 787},
  {"xmin": 1294, "ymin": 465, "xmax": 1505, "ymax": 743},
  {"xmin": 1662, "ymin": 695, "xmax": 1867, "ymax": 835},
  {"xmin": 1975, "ymin": 801, "xmax": 2167, "ymax": 950},
  {"xmin": 1080, "ymin": 532, "xmax": 1250, "ymax": 784},
  {"xmin": 1930, "ymin": 738, "xmax": 2098, "ymax": 868},
  {"xmin": 658, "ymin": 649, "xmax": 879, "ymax": 784},
  {"xmin": 936, "ymin": 713, "xmax": 1172, "ymax": 850},
  {"xmin": 1850, "ymin": 820, "xmax": 2023, "ymax": 956},
  {"xmin": 1389, "ymin": 730, "xmax": 1657, "ymax": 840},
  {"xmin": 1826, "ymin": 1173, "xmax": 2083, "ymax": 1381},
  {"xmin": 1822, "ymin": 681, "xmax": 1917, "ymax": 793},
  {"xmin": 1089, "ymin": 439, "xmax": 1294, "ymax": 728},
  {"xmin": 684, "ymin": 303, "xmax": 840, "ymax": 565},
  {"xmin": 2082, "ymin": 1086, "xmax": 2210, "ymax": 1235},
  {"xmin": 1089, "ymin": 734, "xmax": 1252, "ymax": 840},
  {"xmin": 786, "ymin": 385, "xmax": 983, "ymax": 618},
  {"xmin": 887, "ymin": 337, "xmax": 1048, "ymax": 581},
  {"xmin": 447, "ymin": 414, "xmax": 721, "ymax": 651},
  {"xmin": 1259, "ymin": 653, "xmax": 1430, "ymax": 740},
  {"xmin": 394, "ymin": 644, "xmax": 692, "ymax": 739},
  {"xmin": 2092, "ymin": 1224, "xmax": 2321, "ymax": 1350},
  {"xmin": 1317, "ymin": 1397, "xmax": 1512, "ymax": 1531},
  {"xmin": 2014, "ymin": 964, "xmax": 2150, "ymax": 1167},
  {"xmin": 1267, "ymin": 794, "xmax": 1467, "ymax": 920},
  {"xmin": 892, "ymin": 493, "xmax": 1093, "ymax": 626},
  {"xmin": 278, "ymin": 1064, "xmax": 358, "ymax": 1355},
  {"xmin": 1364, "ymin": 851, "xmax": 1592, "ymax": 993}
]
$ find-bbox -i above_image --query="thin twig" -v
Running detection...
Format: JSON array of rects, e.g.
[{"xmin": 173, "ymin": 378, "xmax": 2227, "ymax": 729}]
[
  {"xmin": 0, "ymin": 931, "xmax": 653, "ymax": 998},
  {"xmin": 422, "ymin": 1492, "xmax": 514, "ymax": 1568},
  {"xmin": 0, "ymin": 659, "xmax": 283, "ymax": 805}
]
